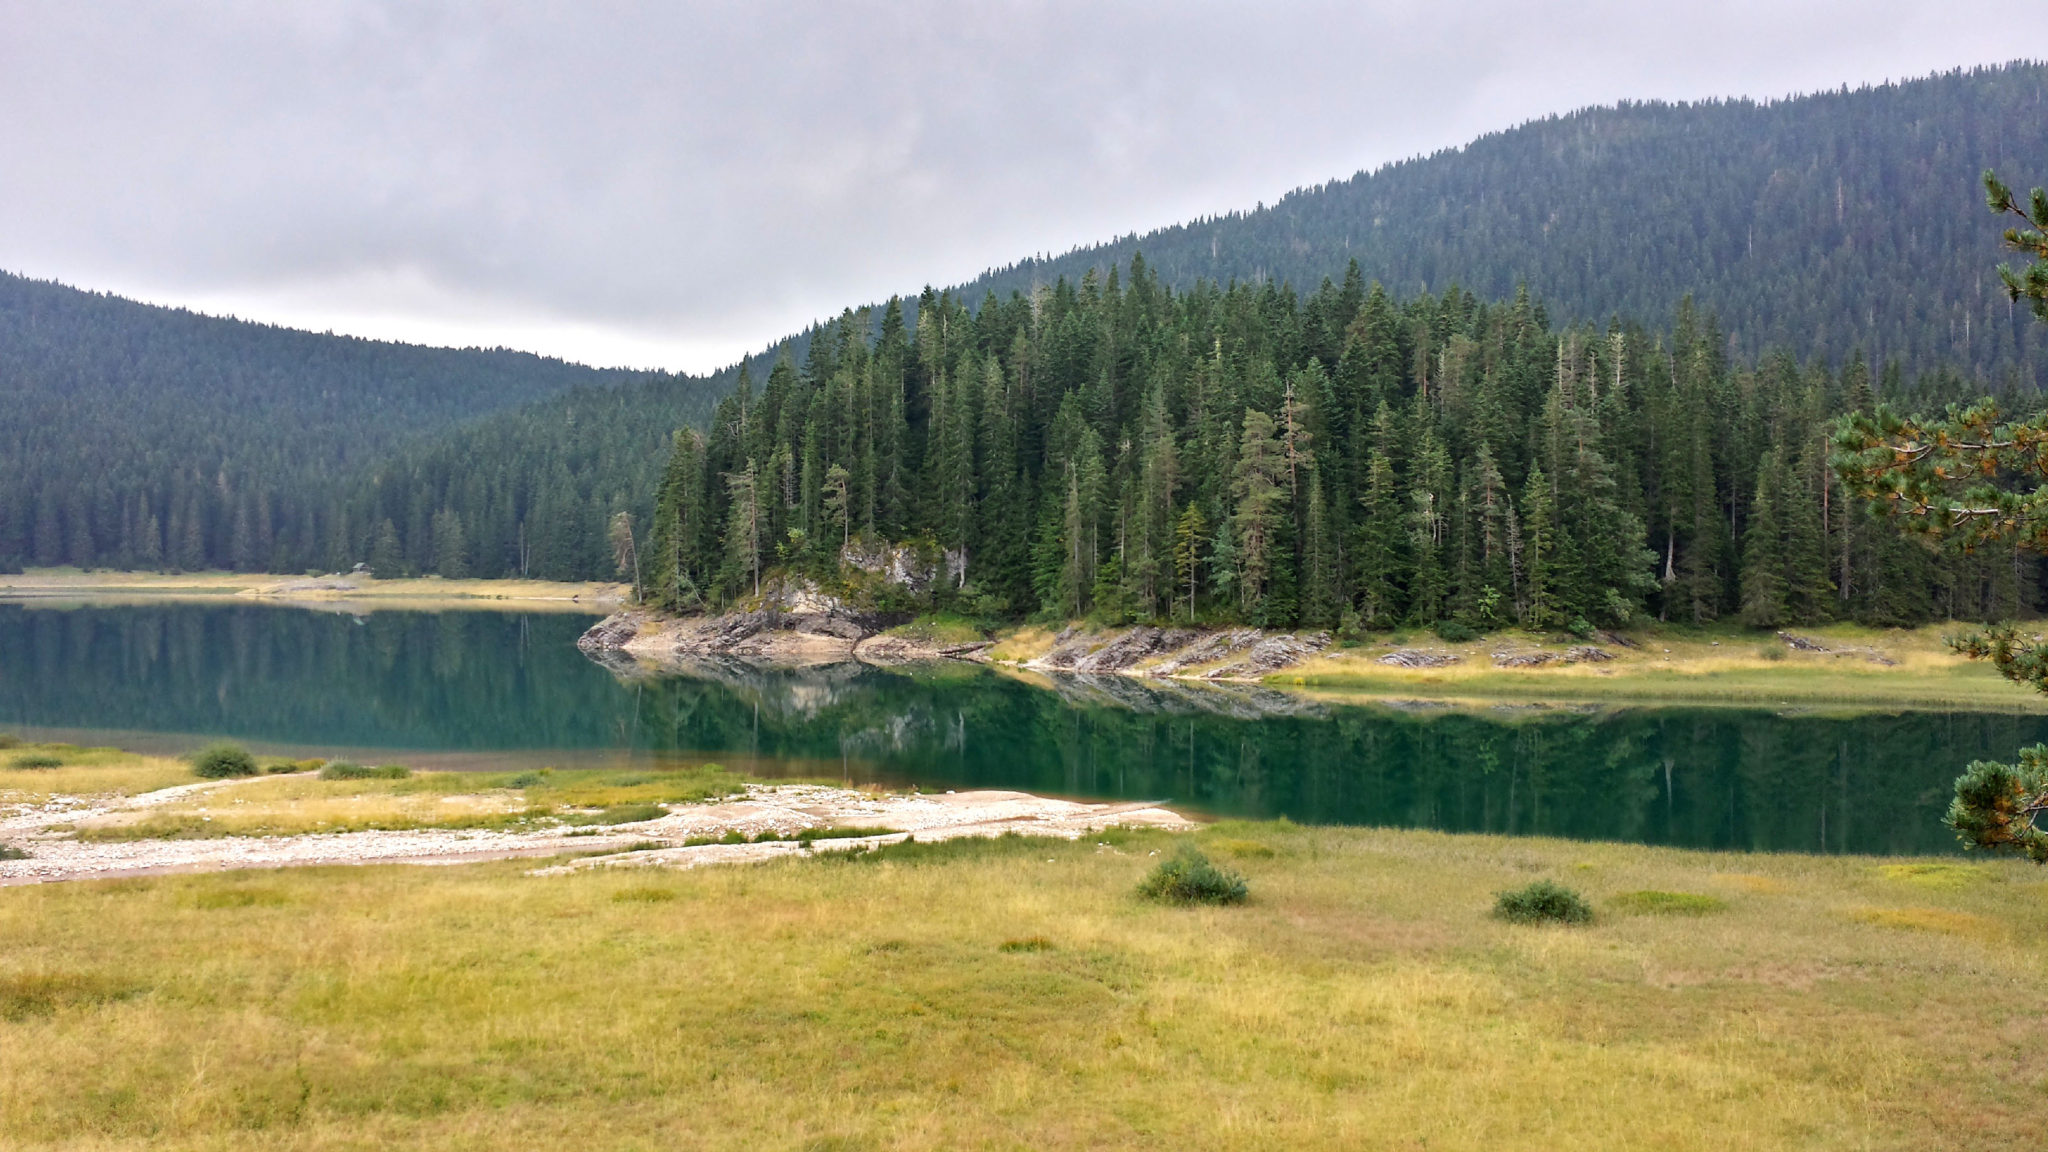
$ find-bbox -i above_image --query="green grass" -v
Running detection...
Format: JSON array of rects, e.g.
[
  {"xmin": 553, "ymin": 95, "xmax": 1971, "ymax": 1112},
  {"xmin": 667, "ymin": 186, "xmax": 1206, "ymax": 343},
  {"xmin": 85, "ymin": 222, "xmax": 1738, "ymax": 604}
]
[
  {"xmin": 681, "ymin": 825, "xmax": 900, "ymax": 847},
  {"xmin": 68, "ymin": 764, "xmax": 745, "ymax": 840},
  {"xmin": 317, "ymin": 761, "xmax": 412, "ymax": 780},
  {"xmin": 0, "ymin": 746, "xmax": 199, "ymax": 800},
  {"xmin": 886, "ymin": 613, "xmax": 989, "ymax": 647},
  {"xmin": 1609, "ymin": 889, "xmax": 1728, "ymax": 915},
  {"xmin": 0, "ymin": 824, "xmax": 2041, "ymax": 1148}
]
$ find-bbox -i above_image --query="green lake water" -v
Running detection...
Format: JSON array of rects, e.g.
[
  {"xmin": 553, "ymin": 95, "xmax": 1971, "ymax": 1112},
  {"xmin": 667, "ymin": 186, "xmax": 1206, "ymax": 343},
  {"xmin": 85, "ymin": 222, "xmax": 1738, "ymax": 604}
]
[{"xmin": 1, "ymin": 601, "xmax": 2036, "ymax": 856}]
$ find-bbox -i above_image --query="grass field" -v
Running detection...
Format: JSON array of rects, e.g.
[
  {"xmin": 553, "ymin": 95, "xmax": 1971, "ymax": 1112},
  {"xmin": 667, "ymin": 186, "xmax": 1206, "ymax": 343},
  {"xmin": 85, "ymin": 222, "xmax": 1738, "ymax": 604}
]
[
  {"xmin": 0, "ymin": 742, "xmax": 200, "ymax": 802},
  {"xmin": 1282, "ymin": 622, "xmax": 2048, "ymax": 709},
  {"xmin": 73, "ymin": 764, "xmax": 746, "ymax": 840},
  {"xmin": 2, "ymin": 817, "xmax": 2043, "ymax": 1150}
]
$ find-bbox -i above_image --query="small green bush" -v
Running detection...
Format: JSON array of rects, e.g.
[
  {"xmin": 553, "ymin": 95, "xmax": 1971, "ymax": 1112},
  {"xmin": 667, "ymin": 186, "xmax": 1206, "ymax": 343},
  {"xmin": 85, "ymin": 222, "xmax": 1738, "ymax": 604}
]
[
  {"xmin": 188, "ymin": 743, "xmax": 257, "ymax": 779},
  {"xmin": 501, "ymin": 770, "xmax": 551, "ymax": 789},
  {"xmin": 8, "ymin": 754, "xmax": 63, "ymax": 770},
  {"xmin": 1434, "ymin": 619, "xmax": 1478, "ymax": 643},
  {"xmin": 0, "ymin": 842, "xmax": 29, "ymax": 860},
  {"xmin": 1494, "ymin": 880, "xmax": 1593, "ymax": 925},
  {"xmin": 1136, "ymin": 845, "xmax": 1249, "ymax": 906},
  {"xmin": 0, "ymin": 733, "xmax": 20, "ymax": 749},
  {"xmin": 1610, "ymin": 890, "xmax": 1726, "ymax": 915},
  {"xmin": 794, "ymin": 826, "xmax": 897, "ymax": 842},
  {"xmin": 998, "ymin": 936, "xmax": 1055, "ymax": 953},
  {"xmin": 319, "ymin": 761, "xmax": 411, "ymax": 781}
]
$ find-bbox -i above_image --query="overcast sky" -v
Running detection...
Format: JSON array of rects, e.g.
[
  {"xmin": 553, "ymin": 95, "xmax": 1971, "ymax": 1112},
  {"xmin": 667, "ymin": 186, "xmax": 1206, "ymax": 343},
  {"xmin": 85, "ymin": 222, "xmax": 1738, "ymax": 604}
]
[{"xmin": 3, "ymin": 2, "xmax": 2044, "ymax": 374}]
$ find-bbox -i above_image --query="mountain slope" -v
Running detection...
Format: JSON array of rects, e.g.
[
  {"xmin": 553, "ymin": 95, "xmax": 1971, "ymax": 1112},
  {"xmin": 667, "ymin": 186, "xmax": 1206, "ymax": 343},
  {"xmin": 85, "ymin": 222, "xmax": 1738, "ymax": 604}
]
[
  {"xmin": 0, "ymin": 271, "xmax": 724, "ymax": 571},
  {"xmin": 957, "ymin": 62, "xmax": 2048, "ymax": 385}
]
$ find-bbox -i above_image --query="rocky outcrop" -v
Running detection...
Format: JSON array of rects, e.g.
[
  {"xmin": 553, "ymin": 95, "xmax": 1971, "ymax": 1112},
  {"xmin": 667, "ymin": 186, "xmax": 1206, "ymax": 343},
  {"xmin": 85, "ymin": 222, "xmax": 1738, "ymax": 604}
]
[
  {"xmin": 1204, "ymin": 632, "xmax": 1330, "ymax": 678},
  {"xmin": 1027, "ymin": 626, "xmax": 1200, "ymax": 674},
  {"xmin": 577, "ymin": 579, "xmax": 930, "ymax": 670},
  {"xmin": 1378, "ymin": 649, "xmax": 1460, "ymax": 668},
  {"xmin": 1018, "ymin": 625, "xmax": 1329, "ymax": 681}
]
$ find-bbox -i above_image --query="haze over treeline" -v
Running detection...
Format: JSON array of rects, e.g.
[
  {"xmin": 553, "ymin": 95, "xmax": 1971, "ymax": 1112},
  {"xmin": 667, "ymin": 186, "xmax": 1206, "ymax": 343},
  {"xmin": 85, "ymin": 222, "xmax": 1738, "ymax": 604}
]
[{"xmin": 0, "ymin": 63, "xmax": 2043, "ymax": 631}]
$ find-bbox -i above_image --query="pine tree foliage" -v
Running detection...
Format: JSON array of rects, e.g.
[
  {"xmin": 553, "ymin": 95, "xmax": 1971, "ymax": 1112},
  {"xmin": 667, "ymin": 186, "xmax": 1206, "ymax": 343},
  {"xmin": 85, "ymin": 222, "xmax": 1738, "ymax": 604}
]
[{"xmin": 635, "ymin": 264, "xmax": 2029, "ymax": 628}]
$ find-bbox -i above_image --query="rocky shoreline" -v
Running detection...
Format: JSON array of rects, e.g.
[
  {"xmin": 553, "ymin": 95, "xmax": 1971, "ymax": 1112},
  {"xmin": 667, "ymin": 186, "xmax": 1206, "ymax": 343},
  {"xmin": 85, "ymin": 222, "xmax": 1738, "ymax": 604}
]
[{"xmin": 578, "ymin": 595, "xmax": 1334, "ymax": 682}]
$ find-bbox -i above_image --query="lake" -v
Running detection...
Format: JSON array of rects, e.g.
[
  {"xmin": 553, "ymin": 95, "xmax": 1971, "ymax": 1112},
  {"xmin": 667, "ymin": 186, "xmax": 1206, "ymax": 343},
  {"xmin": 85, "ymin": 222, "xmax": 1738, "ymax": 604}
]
[{"xmin": 2, "ymin": 600, "xmax": 2039, "ymax": 856}]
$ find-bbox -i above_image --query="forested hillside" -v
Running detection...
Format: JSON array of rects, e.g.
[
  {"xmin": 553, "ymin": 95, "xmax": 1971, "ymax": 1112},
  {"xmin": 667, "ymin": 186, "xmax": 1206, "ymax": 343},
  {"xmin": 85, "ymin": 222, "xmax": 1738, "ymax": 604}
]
[
  {"xmin": 962, "ymin": 63, "xmax": 2048, "ymax": 388},
  {"xmin": 0, "ymin": 271, "xmax": 728, "ymax": 574},
  {"xmin": 644, "ymin": 265, "xmax": 2021, "ymax": 631},
  {"xmin": 5, "ymin": 63, "xmax": 2043, "ymax": 590}
]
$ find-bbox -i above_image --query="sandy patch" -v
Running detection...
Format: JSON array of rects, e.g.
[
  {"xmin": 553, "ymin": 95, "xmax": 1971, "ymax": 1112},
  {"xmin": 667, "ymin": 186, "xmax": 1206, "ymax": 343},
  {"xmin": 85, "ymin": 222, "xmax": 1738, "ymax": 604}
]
[{"xmin": 0, "ymin": 781, "xmax": 1194, "ymax": 886}]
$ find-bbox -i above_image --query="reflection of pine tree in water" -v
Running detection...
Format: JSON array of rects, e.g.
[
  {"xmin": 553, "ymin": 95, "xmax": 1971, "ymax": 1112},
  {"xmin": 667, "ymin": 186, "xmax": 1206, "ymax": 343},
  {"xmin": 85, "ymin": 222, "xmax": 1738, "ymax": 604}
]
[{"xmin": 2, "ymin": 602, "xmax": 2038, "ymax": 854}]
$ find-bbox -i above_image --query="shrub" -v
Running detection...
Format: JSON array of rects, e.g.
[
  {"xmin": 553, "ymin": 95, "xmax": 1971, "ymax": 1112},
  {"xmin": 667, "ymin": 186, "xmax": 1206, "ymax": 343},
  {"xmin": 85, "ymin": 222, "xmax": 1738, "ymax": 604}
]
[
  {"xmin": 188, "ymin": 743, "xmax": 257, "ymax": 779},
  {"xmin": 1494, "ymin": 880, "xmax": 1593, "ymax": 924},
  {"xmin": 8, "ymin": 754, "xmax": 63, "ymax": 770},
  {"xmin": 0, "ymin": 732, "xmax": 19, "ymax": 749},
  {"xmin": 794, "ymin": 826, "xmax": 897, "ymax": 842},
  {"xmin": 1434, "ymin": 619, "xmax": 1478, "ymax": 643},
  {"xmin": 1610, "ymin": 890, "xmax": 1725, "ymax": 915},
  {"xmin": 319, "ymin": 761, "xmax": 411, "ymax": 781},
  {"xmin": 0, "ymin": 842, "xmax": 28, "ymax": 860},
  {"xmin": 563, "ymin": 803, "xmax": 668, "ymax": 827},
  {"xmin": 998, "ymin": 936, "xmax": 1055, "ymax": 953},
  {"xmin": 1136, "ymin": 845, "xmax": 1249, "ymax": 906}
]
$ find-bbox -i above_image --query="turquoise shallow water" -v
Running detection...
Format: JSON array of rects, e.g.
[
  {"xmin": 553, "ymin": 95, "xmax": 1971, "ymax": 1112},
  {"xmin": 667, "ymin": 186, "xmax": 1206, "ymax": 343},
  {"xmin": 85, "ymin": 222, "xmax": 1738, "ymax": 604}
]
[{"xmin": 1, "ymin": 601, "xmax": 2037, "ymax": 855}]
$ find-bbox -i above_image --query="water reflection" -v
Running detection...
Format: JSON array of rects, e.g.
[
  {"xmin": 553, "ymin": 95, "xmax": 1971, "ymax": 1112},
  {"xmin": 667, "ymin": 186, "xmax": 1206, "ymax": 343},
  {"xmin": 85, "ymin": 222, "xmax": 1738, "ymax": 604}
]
[{"xmin": 1, "ymin": 601, "xmax": 2037, "ymax": 855}]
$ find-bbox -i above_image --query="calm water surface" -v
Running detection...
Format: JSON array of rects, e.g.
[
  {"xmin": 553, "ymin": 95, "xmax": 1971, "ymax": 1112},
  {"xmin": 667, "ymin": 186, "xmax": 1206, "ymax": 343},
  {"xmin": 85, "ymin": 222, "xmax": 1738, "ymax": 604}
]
[{"xmin": 2, "ymin": 601, "xmax": 2039, "ymax": 856}]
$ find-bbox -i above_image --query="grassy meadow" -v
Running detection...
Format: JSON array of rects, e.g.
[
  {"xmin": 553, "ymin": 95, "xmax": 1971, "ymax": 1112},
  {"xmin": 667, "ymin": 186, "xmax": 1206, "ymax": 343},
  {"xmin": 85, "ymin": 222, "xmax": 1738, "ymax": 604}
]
[
  {"xmin": 1282, "ymin": 622, "xmax": 2048, "ymax": 709},
  {"xmin": 2, "ymin": 818, "xmax": 2043, "ymax": 1150}
]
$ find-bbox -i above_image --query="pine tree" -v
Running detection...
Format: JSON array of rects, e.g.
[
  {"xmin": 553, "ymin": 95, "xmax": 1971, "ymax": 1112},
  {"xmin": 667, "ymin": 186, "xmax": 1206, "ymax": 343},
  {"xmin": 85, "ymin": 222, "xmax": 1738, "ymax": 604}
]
[
  {"xmin": 1520, "ymin": 467, "xmax": 1557, "ymax": 628},
  {"xmin": 369, "ymin": 518, "xmax": 404, "ymax": 579},
  {"xmin": 431, "ymin": 510, "xmax": 469, "ymax": 579},
  {"xmin": 1231, "ymin": 409, "xmax": 1288, "ymax": 614},
  {"xmin": 723, "ymin": 460, "xmax": 763, "ymax": 599},
  {"xmin": 1173, "ymin": 502, "xmax": 1207, "ymax": 622},
  {"xmin": 1739, "ymin": 452, "xmax": 1787, "ymax": 627}
]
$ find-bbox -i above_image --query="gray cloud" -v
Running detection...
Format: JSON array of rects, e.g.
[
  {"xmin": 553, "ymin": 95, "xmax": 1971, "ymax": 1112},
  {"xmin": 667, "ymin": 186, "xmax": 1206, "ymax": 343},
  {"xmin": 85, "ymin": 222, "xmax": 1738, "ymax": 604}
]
[{"xmin": 2, "ymin": 0, "xmax": 2043, "ymax": 370}]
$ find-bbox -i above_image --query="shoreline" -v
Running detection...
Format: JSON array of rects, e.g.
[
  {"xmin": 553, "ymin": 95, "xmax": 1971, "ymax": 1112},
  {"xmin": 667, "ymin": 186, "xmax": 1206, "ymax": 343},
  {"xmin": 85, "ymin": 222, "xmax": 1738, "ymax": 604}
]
[
  {"xmin": 588, "ymin": 605, "xmax": 2048, "ymax": 713},
  {"xmin": 0, "ymin": 568, "xmax": 626, "ymax": 612}
]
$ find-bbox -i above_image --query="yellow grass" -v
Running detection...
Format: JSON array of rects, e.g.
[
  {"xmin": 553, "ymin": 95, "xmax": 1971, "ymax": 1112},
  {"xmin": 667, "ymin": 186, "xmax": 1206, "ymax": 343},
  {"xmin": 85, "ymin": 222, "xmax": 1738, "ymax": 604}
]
[
  {"xmin": 0, "ymin": 568, "xmax": 624, "ymax": 612},
  {"xmin": 2, "ymin": 821, "xmax": 2044, "ymax": 1149},
  {"xmin": 1282, "ymin": 623, "xmax": 2047, "ymax": 709},
  {"xmin": 0, "ymin": 744, "xmax": 197, "ymax": 803},
  {"xmin": 69, "ymin": 766, "xmax": 746, "ymax": 840}
]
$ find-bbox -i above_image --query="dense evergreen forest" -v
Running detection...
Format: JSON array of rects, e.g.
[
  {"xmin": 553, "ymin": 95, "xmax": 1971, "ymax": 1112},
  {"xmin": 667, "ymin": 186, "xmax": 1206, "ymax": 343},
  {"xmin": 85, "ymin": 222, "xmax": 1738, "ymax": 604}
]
[
  {"xmin": 645, "ymin": 262, "xmax": 2030, "ymax": 631},
  {"xmin": 965, "ymin": 63, "xmax": 2048, "ymax": 387},
  {"xmin": 0, "ymin": 270, "xmax": 730, "ymax": 575}
]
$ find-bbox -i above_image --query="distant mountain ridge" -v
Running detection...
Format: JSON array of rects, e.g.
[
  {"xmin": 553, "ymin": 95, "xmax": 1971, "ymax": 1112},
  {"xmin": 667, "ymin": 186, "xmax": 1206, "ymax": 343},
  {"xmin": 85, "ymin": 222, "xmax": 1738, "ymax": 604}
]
[
  {"xmin": 946, "ymin": 61, "xmax": 2048, "ymax": 386},
  {"xmin": 0, "ymin": 270, "xmax": 724, "ymax": 572}
]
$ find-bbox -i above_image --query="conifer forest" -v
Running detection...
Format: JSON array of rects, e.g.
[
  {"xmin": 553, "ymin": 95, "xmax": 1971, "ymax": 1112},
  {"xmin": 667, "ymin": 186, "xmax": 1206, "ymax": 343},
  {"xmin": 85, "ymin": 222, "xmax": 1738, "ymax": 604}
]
[{"xmin": 643, "ymin": 265, "xmax": 2023, "ymax": 632}]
